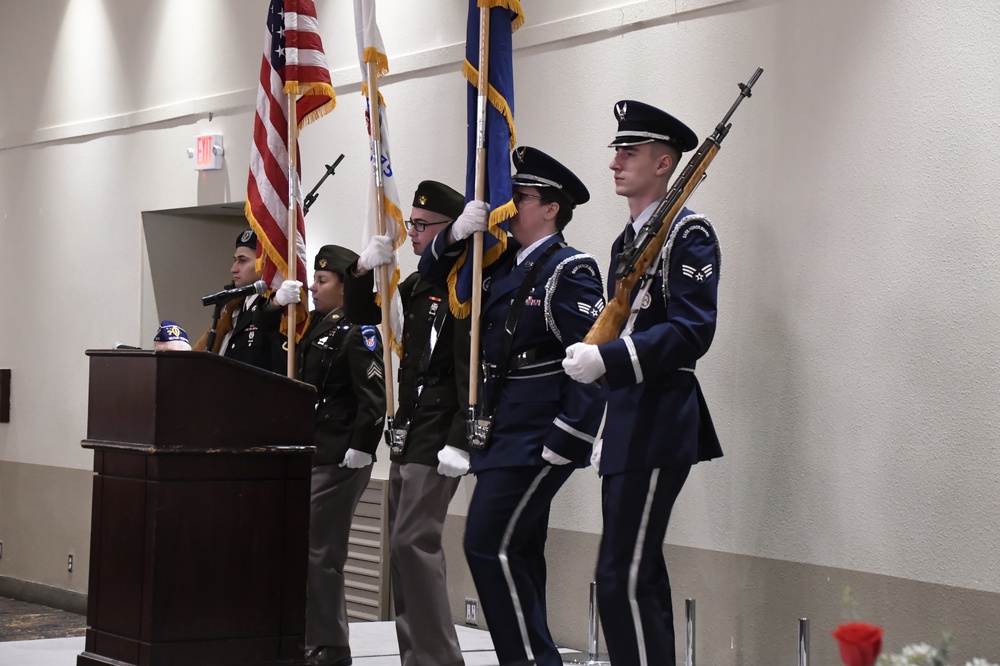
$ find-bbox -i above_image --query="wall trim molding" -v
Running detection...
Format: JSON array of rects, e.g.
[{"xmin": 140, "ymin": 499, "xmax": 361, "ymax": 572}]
[
  {"xmin": 0, "ymin": 0, "xmax": 739, "ymax": 151},
  {"xmin": 0, "ymin": 575, "xmax": 87, "ymax": 615}
]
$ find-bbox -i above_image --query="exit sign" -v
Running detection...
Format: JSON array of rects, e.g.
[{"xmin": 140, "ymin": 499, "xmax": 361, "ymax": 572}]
[{"xmin": 193, "ymin": 134, "xmax": 224, "ymax": 170}]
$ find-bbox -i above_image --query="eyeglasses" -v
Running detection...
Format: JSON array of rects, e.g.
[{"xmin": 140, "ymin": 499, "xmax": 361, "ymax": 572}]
[
  {"xmin": 512, "ymin": 192, "xmax": 546, "ymax": 206},
  {"xmin": 404, "ymin": 218, "xmax": 450, "ymax": 233}
]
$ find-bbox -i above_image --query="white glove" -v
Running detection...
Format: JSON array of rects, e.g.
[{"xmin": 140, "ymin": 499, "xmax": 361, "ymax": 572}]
[
  {"xmin": 437, "ymin": 445, "xmax": 471, "ymax": 477},
  {"xmin": 450, "ymin": 200, "xmax": 490, "ymax": 241},
  {"xmin": 274, "ymin": 280, "xmax": 302, "ymax": 307},
  {"xmin": 562, "ymin": 342, "xmax": 606, "ymax": 384},
  {"xmin": 590, "ymin": 439, "xmax": 603, "ymax": 473},
  {"xmin": 541, "ymin": 446, "xmax": 572, "ymax": 466},
  {"xmin": 339, "ymin": 448, "xmax": 373, "ymax": 469},
  {"xmin": 359, "ymin": 234, "xmax": 393, "ymax": 272}
]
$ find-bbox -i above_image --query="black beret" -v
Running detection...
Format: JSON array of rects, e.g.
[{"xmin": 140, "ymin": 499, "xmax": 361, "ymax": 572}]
[
  {"xmin": 235, "ymin": 228, "xmax": 258, "ymax": 249},
  {"xmin": 511, "ymin": 146, "xmax": 590, "ymax": 207},
  {"xmin": 412, "ymin": 181, "xmax": 465, "ymax": 220},
  {"xmin": 609, "ymin": 100, "xmax": 699, "ymax": 152},
  {"xmin": 314, "ymin": 245, "xmax": 359, "ymax": 275}
]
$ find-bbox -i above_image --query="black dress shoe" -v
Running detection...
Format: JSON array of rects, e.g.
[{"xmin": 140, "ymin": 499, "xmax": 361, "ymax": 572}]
[{"xmin": 306, "ymin": 646, "xmax": 352, "ymax": 666}]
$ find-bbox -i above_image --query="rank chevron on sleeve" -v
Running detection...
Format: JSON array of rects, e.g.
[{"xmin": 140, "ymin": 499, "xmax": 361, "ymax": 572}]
[{"xmin": 682, "ymin": 264, "xmax": 714, "ymax": 283}]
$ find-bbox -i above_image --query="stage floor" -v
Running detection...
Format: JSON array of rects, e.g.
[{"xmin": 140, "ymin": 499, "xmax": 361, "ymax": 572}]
[{"xmin": 0, "ymin": 622, "xmax": 585, "ymax": 665}]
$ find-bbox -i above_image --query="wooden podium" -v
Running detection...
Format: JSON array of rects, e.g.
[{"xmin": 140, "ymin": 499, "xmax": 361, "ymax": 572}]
[{"xmin": 78, "ymin": 350, "xmax": 316, "ymax": 666}]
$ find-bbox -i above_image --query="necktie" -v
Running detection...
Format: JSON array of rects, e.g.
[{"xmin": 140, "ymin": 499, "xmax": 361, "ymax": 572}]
[{"xmin": 623, "ymin": 223, "xmax": 636, "ymax": 247}]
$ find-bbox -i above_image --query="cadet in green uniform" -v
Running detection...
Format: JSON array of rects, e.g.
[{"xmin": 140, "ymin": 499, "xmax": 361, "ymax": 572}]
[
  {"xmin": 345, "ymin": 182, "xmax": 486, "ymax": 666},
  {"xmin": 265, "ymin": 245, "xmax": 386, "ymax": 666}
]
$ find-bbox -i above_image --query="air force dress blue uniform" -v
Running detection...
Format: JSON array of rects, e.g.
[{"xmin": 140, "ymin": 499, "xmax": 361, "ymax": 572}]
[
  {"xmin": 419, "ymin": 148, "xmax": 605, "ymax": 666},
  {"xmin": 594, "ymin": 102, "xmax": 723, "ymax": 666}
]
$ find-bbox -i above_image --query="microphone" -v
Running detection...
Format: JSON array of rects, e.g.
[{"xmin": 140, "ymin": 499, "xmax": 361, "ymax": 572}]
[{"xmin": 201, "ymin": 280, "xmax": 266, "ymax": 306}]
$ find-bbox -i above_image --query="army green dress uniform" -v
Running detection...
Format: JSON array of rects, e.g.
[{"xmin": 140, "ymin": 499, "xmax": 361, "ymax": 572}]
[
  {"xmin": 260, "ymin": 245, "xmax": 386, "ymax": 664},
  {"xmin": 343, "ymin": 181, "xmax": 470, "ymax": 666}
]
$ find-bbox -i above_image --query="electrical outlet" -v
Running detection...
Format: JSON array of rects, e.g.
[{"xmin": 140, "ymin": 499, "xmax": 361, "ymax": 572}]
[
  {"xmin": 465, "ymin": 597, "xmax": 478, "ymax": 626},
  {"xmin": 67, "ymin": 554, "xmax": 74, "ymax": 573}
]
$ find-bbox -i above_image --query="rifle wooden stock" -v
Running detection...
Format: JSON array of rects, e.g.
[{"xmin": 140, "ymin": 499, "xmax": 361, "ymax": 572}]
[{"xmin": 584, "ymin": 142, "xmax": 719, "ymax": 346}]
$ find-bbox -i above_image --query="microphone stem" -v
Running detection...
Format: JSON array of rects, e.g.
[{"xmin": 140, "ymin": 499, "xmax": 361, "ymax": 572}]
[{"xmin": 205, "ymin": 301, "xmax": 224, "ymax": 353}]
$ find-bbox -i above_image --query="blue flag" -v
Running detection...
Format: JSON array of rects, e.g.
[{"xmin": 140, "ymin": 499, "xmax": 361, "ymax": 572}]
[{"xmin": 448, "ymin": 0, "xmax": 524, "ymax": 317}]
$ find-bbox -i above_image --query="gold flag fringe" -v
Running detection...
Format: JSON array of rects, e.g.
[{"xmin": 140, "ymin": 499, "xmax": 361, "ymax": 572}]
[
  {"xmin": 246, "ymin": 202, "xmax": 309, "ymax": 343},
  {"xmin": 362, "ymin": 47, "xmax": 390, "ymax": 79},
  {"xmin": 282, "ymin": 82, "xmax": 337, "ymax": 130},
  {"xmin": 374, "ymin": 265, "xmax": 403, "ymax": 357},
  {"xmin": 462, "ymin": 61, "xmax": 517, "ymax": 149},
  {"xmin": 360, "ymin": 82, "xmax": 388, "ymax": 110},
  {"xmin": 374, "ymin": 196, "xmax": 406, "ymax": 357},
  {"xmin": 478, "ymin": 0, "xmax": 525, "ymax": 31},
  {"xmin": 385, "ymin": 197, "xmax": 406, "ymax": 250},
  {"xmin": 445, "ymin": 199, "xmax": 516, "ymax": 318}
]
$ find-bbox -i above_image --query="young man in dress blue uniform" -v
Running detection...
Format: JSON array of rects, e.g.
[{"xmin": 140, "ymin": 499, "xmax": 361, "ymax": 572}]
[
  {"xmin": 419, "ymin": 148, "xmax": 606, "ymax": 666},
  {"xmin": 562, "ymin": 101, "xmax": 724, "ymax": 666}
]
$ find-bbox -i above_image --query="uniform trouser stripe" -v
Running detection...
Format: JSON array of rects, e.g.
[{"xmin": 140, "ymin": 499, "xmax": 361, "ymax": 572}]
[
  {"xmin": 628, "ymin": 468, "xmax": 660, "ymax": 666},
  {"xmin": 498, "ymin": 466, "xmax": 552, "ymax": 662}
]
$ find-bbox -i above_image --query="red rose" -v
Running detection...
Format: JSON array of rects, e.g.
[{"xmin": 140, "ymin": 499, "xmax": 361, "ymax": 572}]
[{"xmin": 832, "ymin": 622, "xmax": 884, "ymax": 666}]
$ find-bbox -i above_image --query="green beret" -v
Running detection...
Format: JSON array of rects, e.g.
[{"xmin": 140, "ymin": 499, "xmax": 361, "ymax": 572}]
[
  {"xmin": 412, "ymin": 180, "xmax": 465, "ymax": 220},
  {"xmin": 314, "ymin": 245, "xmax": 359, "ymax": 275}
]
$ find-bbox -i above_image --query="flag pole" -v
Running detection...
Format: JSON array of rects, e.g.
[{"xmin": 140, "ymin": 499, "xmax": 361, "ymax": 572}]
[
  {"xmin": 286, "ymin": 94, "xmax": 299, "ymax": 379},
  {"xmin": 469, "ymin": 4, "xmax": 491, "ymax": 408},
  {"xmin": 366, "ymin": 60, "xmax": 397, "ymax": 418}
]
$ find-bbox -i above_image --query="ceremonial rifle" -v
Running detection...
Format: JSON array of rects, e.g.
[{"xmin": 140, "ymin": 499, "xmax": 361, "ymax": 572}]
[
  {"xmin": 302, "ymin": 153, "xmax": 345, "ymax": 215},
  {"xmin": 584, "ymin": 67, "xmax": 763, "ymax": 346}
]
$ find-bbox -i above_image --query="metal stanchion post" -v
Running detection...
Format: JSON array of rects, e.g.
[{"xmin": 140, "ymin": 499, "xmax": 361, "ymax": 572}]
[
  {"xmin": 685, "ymin": 598, "xmax": 696, "ymax": 666},
  {"xmin": 798, "ymin": 618, "xmax": 809, "ymax": 666},
  {"xmin": 564, "ymin": 581, "xmax": 610, "ymax": 664}
]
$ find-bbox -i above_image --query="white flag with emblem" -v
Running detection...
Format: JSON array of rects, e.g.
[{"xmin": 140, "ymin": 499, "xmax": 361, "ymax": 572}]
[{"xmin": 355, "ymin": 0, "xmax": 404, "ymax": 354}]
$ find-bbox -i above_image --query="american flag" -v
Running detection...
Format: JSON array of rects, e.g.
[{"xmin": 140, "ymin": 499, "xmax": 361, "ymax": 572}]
[{"xmin": 245, "ymin": 0, "xmax": 335, "ymax": 335}]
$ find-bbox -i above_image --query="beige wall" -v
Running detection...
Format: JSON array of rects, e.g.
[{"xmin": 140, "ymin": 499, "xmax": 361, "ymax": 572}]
[
  {"xmin": 2, "ymin": 0, "xmax": 1000, "ymax": 661},
  {"xmin": 0, "ymin": 462, "xmax": 91, "ymax": 599}
]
